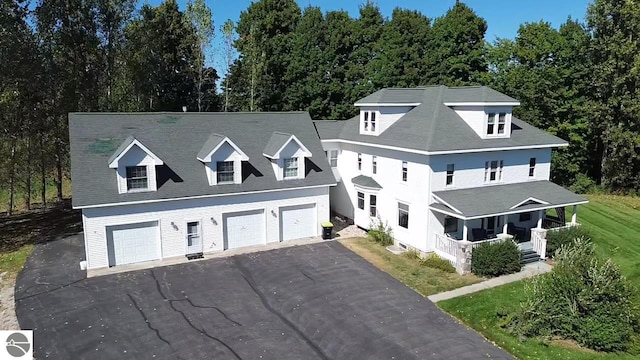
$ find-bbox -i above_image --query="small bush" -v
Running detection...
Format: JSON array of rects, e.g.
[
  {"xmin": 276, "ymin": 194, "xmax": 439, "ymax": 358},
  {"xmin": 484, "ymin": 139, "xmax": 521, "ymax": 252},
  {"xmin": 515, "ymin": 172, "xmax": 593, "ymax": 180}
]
[
  {"xmin": 368, "ymin": 217, "xmax": 394, "ymax": 246},
  {"xmin": 545, "ymin": 226, "xmax": 591, "ymax": 258},
  {"xmin": 511, "ymin": 238, "xmax": 639, "ymax": 352},
  {"xmin": 420, "ymin": 253, "xmax": 455, "ymax": 273},
  {"xmin": 471, "ymin": 240, "xmax": 521, "ymax": 277},
  {"xmin": 404, "ymin": 248, "xmax": 420, "ymax": 260},
  {"xmin": 569, "ymin": 173, "xmax": 596, "ymax": 194}
]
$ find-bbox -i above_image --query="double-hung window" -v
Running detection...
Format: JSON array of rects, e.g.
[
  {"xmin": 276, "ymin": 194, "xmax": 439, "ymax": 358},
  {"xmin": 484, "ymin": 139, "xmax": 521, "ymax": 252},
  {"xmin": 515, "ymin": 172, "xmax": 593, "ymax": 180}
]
[
  {"xmin": 363, "ymin": 111, "xmax": 376, "ymax": 132},
  {"xmin": 446, "ymin": 164, "xmax": 454, "ymax": 186},
  {"xmin": 484, "ymin": 160, "xmax": 503, "ymax": 182},
  {"xmin": 529, "ymin": 157, "xmax": 536, "ymax": 177},
  {"xmin": 364, "ymin": 112, "xmax": 369, "ymax": 131},
  {"xmin": 357, "ymin": 153, "xmax": 362, "ymax": 170},
  {"xmin": 329, "ymin": 150, "xmax": 338, "ymax": 168},
  {"xmin": 402, "ymin": 161, "xmax": 408, "ymax": 182},
  {"xmin": 126, "ymin": 166, "xmax": 148, "ymax": 190},
  {"xmin": 283, "ymin": 158, "xmax": 299, "ymax": 179},
  {"xmin": 398, "ymin": 203, "xmax": 409, "ymax": 229},
  {"xmin": 357, "ymin": 192, "xmax": 365, "ymax": 210},
  {"xmin": 370, "ymin": 112, "xmax": 376, "ymax": 131},
  {"xmin": 369, "ymin": 195, "xmax": 377, "ymax": 217},
  {"xmin": 372, "ymin": 156, "xmax": 377, "ymax": 174},
  {"xmin": 216, "ymin": 161, "xmax": 234, "ymax": 183},
  {"xmin": 486, "ymin": 112, "xmax": 507, "ymax": 136}
]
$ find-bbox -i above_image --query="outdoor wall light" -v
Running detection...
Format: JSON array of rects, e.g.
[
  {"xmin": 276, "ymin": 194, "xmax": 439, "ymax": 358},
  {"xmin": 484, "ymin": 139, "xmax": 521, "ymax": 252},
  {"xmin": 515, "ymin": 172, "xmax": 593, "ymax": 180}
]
[
  {"xmin": 171, "ymin": 221, "xmax": 178, "ymax": 230},
  {"xmin": 271, "ymin": 210, "xmax": 277, "ymax": 217},
  {"xmin": 211, "ymin": 217, "xmax": 218, "ymax": 225}
]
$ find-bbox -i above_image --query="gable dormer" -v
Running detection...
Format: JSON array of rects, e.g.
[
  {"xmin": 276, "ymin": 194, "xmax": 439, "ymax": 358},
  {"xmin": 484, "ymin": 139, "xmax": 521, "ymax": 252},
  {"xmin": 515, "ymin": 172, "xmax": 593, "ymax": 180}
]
[
  {"xmin": 108, "ymin": 136, "xmax": 164, "ymax": 194},
  {"xmin": 263, "ymin": 132, "xmax": 312, "ymax": 180},
  {"xmin": 197, "ymin": 134, "xmax": 249, "ymax": 185}
]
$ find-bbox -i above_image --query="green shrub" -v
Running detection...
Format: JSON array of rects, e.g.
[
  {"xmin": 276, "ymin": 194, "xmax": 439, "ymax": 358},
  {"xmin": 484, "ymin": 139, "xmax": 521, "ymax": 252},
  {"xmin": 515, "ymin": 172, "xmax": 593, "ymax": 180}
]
[
  {"xmin": 569, "ymin": 173, "xmax": 596, "ymax": 194},
  {"xmin": 545, "ymin": 225, "xmax": 591, "ymax": 258},
  {"xmin": 404, "ymin": 248, "xmax": 420, "ymax": 260},
  {"xmin": 512, "ymin": 238, "xmax": 639, "ymax": 352},
  {"xmin": 420, "ymin": 253, "xmax": 456, "ymax": 273},
  {"xmin": 367, "ymin": 217, "xmax": 394, "ymax": 246},
  {"xmin": 471, "ymin": 240, "xmax": 521, "ymax": 277}
]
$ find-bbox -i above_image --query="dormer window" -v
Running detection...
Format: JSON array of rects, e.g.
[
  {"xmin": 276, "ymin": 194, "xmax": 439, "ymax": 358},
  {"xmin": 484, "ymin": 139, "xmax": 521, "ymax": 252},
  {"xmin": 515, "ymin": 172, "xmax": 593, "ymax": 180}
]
[
  {"xmin": 126, "ymin": 166, "xmax": 148, "ymax": 191},
  {"xmin": 364, "ymin": 112, "xmax": 369, "ymax": 131},
  {"xmin": 361, "ymin": 111, "xmax": 377, "ymax": 134},
  {"xmin": 283, "ymin": 158, "xmax": 299, "ymax": 179},
  {"xmin": 371, "ymin": 112, "xmax": 376, "ymax": 131},
  {"xmin": 486, "ymin": 112, "xmax": 508, "ymax": 137},
  {"xmin": 216, "ymin": 161, "xmax": 235, "ymax": 184}
]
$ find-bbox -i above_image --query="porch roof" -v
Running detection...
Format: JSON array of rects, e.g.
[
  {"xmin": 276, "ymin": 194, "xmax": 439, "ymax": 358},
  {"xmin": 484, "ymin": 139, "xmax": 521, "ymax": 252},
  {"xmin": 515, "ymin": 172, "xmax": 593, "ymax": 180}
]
[
  {"xmin": 430, "ymin": 180, "xmax": 588, "ymax": 219},
  {"xmin": 351, "ymin": 175, "xmax": 382, "ymax": 190}
]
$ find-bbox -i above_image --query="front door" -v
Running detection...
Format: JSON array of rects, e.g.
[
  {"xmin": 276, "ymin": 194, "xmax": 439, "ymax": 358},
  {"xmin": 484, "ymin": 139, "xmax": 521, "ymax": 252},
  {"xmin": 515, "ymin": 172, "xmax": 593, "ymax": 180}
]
[
  {"xmin": 186, "ymin": 221, "xmax": 203, "ymax": 254},
  {"xmin": 484, "ymin": 216, "xmax": 500, "ymax": 236}
]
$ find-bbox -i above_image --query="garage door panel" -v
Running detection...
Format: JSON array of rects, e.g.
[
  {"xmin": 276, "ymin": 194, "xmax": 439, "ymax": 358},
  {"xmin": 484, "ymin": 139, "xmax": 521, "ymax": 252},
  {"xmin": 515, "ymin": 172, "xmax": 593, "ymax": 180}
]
[
  {"xmin": 107, "ymin": 221, "xmax": 160, "ymax": 266},
  {"xmin": 280, "ymin": 204, "xmax": 316, "ymax": 241},
  {"xmin": 224, "ymin": 210, "xmax": 265, "ymax": 250}
]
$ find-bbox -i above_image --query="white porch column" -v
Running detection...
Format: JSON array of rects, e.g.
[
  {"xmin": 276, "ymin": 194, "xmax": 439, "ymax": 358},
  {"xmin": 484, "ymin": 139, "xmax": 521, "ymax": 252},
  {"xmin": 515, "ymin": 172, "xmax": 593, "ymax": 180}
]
[
  {"xmin": 537, "ymin": 210, "xmax": 544, "ymax": 229},
  {"xmin": 462, "ymin": 220, "xmax": 468, "ymax": 241},
  {"xmin": 502, "ymin": 214, "xmax": 509, "ymax": 235},
  {"xmin": 571, "ymin": 205, "xmax": 578, "ymax": 225}
]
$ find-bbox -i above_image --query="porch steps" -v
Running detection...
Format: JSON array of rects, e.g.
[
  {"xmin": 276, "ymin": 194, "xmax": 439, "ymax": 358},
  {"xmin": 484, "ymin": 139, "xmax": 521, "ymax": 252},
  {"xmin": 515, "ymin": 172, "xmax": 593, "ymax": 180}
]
[{"xmin": 520, "ymin": 249, "xmax": 541, "ymax": 266}]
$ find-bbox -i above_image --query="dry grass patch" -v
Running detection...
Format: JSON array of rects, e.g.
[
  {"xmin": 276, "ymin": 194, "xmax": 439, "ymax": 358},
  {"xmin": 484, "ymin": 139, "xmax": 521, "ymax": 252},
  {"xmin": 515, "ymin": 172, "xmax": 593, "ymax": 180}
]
[{"xmin": 339, "ymin": 237, "xmax": 481, "ymax": 296}]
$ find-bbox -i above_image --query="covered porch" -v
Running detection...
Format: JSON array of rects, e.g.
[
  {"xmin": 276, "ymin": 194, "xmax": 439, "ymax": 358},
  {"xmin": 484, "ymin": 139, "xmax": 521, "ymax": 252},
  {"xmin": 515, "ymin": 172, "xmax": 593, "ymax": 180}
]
[{"xmin": 428, "ymin": 181, "xmax": 589, "ymax": 273}]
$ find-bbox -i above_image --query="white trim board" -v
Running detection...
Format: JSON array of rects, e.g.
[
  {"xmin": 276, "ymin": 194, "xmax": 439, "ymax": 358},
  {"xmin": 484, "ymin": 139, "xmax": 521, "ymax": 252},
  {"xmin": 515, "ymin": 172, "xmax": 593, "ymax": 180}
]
[{"xmin": 108, "ymin": 139, "xmax": 164, "ymax": 168}]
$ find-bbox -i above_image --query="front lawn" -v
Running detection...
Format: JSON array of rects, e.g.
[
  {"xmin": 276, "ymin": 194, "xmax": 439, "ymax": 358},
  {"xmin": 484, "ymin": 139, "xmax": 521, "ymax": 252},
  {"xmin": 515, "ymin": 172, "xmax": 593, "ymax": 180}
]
[
  {"xmin": 0, "ymin": 244, "xmax": 34, "ymax": 276},
  {"xmin": 339, "ymin": 237, "xmax": 481, "ymax": 296},
  {"xmin": 438, "ymin": 194, "xmax": 640, "ymax": 359}
]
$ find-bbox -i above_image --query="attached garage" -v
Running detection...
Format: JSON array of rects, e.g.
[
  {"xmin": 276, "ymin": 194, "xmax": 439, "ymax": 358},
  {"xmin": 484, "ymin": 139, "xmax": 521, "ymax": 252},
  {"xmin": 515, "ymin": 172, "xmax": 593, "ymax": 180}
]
[
  {"xmin": 223, "ymin": 210, "xmax": 266, "ymax": 250},
  {"xmin": 106, "ymin": 221, "xmax": 160, "ymax": 267},
  {"xmin": 280, "ymin": 204, "xmax": 317, "ymax": 241}
]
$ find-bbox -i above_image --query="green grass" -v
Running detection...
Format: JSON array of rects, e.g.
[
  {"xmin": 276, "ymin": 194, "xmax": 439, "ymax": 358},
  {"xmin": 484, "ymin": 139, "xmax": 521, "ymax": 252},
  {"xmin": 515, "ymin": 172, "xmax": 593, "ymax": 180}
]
[
  {"xmin": 339, "ymin": 237, "xmax": 481, "ymax": 296},
  {"xmin": 438, "ymin": 194, "xmax": 640, "ymax": 359},
  {"xmin": 0, "ymin": 244, "xmax": 34, "ymax": 276}
]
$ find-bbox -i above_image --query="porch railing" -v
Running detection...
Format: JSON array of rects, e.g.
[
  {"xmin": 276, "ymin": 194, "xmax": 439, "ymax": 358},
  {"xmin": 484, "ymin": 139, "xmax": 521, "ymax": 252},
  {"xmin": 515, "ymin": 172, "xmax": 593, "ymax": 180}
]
[
  {"xmin": 547, "ymin": 222, "xmax": 579, "ymax": 232},
  {"xmin": 531, "ymin": 229, "xmax": 547, "ymax": 259},
  {"xmin": 434, "ymin": 234, "xmax": 459, "ymax": 264}
]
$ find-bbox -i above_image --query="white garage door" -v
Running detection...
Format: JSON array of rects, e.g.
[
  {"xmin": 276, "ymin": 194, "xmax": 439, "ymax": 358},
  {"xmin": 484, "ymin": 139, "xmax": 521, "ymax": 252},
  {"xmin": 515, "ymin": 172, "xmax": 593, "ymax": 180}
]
[
  {"xmin": 224, "ymin": 210, "xmax": 265, "ymax": 250},
  {"xmin": 280, "ymin": 204, "xmax": 317, "ymax": 241},
  {"xmin": 107, "ymin": 221, "xmax": 160, "ymax": 267}
]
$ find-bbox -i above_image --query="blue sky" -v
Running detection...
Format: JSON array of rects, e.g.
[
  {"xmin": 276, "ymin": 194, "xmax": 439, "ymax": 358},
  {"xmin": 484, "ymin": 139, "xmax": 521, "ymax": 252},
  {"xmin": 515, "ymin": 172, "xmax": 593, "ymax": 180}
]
[{"xmin": 147, "ymin": 0, "xmax": 592, "ymax": 76}]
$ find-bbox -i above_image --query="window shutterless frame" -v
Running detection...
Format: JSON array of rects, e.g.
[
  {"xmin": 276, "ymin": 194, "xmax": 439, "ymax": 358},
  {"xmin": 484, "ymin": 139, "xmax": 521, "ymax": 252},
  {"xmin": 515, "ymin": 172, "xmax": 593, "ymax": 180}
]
[
  {"xmin": 357, "ymin": 192, "xmax": 365, "ymax": 210},
  {"xmin": 402, "ymin": 161, "xmax": 407, "ymax": 182},
  {"xmin": 372, "ymin": 156, "xmax": 377, "ymax": 174},
  {"xmin": 398, "ymin": 202, "xmax": 409, "ymax": 228},
  {"xmin": 529, "ymin": 157, "xmax": 536, "ymax": 177},
  {"xmin": 283, "ymin": 158, "xmax": 299, "ymax": 178},
  {"xmin": 216, "ymin": 161, "xmax": 234, "ymax": 183},
  {"xmin": 369, "ymin": 194, "xmax": 377, "ymax": 217},
  {"xmin": 126, "ymin": 166, "xmax": 148, "ymax": 190},
  {"xmin": 446, "ymin": 163, "xmax": 454, "ymax": 186}
]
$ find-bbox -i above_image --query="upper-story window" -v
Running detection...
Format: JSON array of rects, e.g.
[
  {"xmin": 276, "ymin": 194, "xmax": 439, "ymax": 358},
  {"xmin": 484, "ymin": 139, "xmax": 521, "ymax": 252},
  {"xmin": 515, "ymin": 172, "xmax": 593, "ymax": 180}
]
[
  {"xmin": 283, "ymin": 158, "xmax": 299, "ymax": 179},
  {"xmin": 402, "ymin": 161, "xmax": 408, "ymax": 182},
  {"xmin": 329, "ymin": 150, "xmax": 338, "ymax": 167},
  {"xmin": 529, "ymin": 157, "xmax": 536, "ymax": 177},
  {"xmin": 486, "ymin": 112, "xmax": 507, "ymax": 136},
  {"xmin": 372, "ymin": 156, "xmax": 377, "ymax": 174},
  {"xmin": 484, "ymin": 160, "xmax": 503, "ymax": 182},
  {"xmin": 362, "ymin": 111, "xmax": 377, "ymax": 133},
  {"xmin": 216, "ymin": 161, "xmax": 235, "ymax": 184},
  {"xmin": 126, "ymin": 166, "xmax": 148, "ymax": 191},
  {"xmin": 446, "ymin": 164, "xmax": 455, "ymax": 186},
  {"xmin": 357, "ymin": 153, "xmax": 362, "ymax": 170}
]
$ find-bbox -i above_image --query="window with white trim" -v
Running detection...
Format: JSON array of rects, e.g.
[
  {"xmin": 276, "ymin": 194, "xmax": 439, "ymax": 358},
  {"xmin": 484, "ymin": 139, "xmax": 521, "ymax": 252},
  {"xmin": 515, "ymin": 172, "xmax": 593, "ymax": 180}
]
[
  {"xmin": 371, "ymin": 112, "xmax": 376, "ymax": 131},
  {"xmin": 398, "ymin": 202, "xmax": 409, "ymax": 228},
  {"xmin": 357, "ymin": 191, "xmax": 365, "ymax": 210},
  {"xmin": 486, "ymin": 112, "xmax": 507, "ymax": 136},
  {"xmin": 126, "ymin": 166, "xmax": 148, "ymax": 191},
  {"xmin": 358, "ymin": 153, "xmax": 362, "ymax": 170},
  {"xmin": 216, "ymin": 161, "xmax": 235, "ymax": 184},
  {"xmin": 444, "ymin": 216, "xmax": 458, "ymax": 233},
  {"xmin": 446, "ymin": 163, "xmax": 454, "ymax": 186},
  {"xmin": 283, "ymin": 158, "xmax": 299, "ymax": 179},
  {"xmin": 529, "ymin": 157, "xmax": 536, "ymax": 177},
  {"xmin": 369, "ymin": 195, "xmax": 377, "ymax": 217},
  {"xmin": 362, "ymin": 111, "xmax": 377, "ymax": 133},
  {"xmin": 329, "ymin": 150, "xmax": 338, "ymax": 167},
  {"xmin": 484, "ymin": 160, "xmax": 503, "ymax": 182},
  {"xmin": 364, "ymin": 112, "xmax": 369, "ymax": 131},
  {"xmin": 372, "ymin": 156, "xmax": 377, "ymax": 174},
  {"xmin": 402, "ymin": 161, "xmax": 407, "ymax": 182}
]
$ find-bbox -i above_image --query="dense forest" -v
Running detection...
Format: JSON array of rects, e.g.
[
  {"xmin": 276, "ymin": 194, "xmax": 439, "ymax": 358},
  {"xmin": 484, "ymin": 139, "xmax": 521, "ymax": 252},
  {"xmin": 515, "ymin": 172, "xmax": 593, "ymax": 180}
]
[{"xmin": 1, "ymin": 0, "xmax": 639, "ymax": 214}]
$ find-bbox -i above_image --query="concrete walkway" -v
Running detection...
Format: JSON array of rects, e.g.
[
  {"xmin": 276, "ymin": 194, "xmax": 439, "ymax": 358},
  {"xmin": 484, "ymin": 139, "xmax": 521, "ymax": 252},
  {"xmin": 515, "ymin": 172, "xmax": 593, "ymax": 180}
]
[{"xmin": 428, "ymin": 261, "xmax": 552, "ymax": 303}]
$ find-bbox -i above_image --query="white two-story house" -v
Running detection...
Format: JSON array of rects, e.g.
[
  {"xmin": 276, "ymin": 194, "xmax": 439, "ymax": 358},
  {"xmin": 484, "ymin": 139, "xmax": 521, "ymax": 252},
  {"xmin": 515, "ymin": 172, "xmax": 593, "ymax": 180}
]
[
  {"xmin": 315, "ymin": 86, "xmax": 587, "ymax": 265},
  {"xmin": 69, "ymin": 112, "xmax": 334, "ymax": 271}
]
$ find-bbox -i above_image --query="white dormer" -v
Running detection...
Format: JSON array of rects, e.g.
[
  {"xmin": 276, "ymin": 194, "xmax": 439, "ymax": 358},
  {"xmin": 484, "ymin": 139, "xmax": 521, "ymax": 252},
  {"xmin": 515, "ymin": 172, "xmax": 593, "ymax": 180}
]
[
  {"xmin": 356, "ymin": 106, "xmax": 417, "ymax": 136},
  {"xmin": 449, "ymin": 104, "xmax": 517, "ymax": 139},
  {"xmin": 108, "ymin": 137, "xmax": 164, "ymax": 194},
  {"xmin": 263, "ymin": 132, "xmax": 312, "ymax": 180},
  {"xmin": 197, "ymin": 134, "xmax": 249, "ymax": 186}
]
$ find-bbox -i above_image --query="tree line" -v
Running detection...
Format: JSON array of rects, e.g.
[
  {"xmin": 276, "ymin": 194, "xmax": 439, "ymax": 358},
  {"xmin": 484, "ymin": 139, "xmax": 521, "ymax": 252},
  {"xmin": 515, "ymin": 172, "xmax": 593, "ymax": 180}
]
[{"xmin": 1, "ymin": 0, "xmax": 639, "ymax": 214}]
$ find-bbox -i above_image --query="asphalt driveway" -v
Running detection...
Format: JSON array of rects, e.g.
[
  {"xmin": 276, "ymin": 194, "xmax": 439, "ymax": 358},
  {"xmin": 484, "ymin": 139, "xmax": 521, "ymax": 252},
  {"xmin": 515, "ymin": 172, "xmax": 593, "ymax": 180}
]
[{"xmin": 15, "ymin": 235, "xmax": 513, "ymax": 359}]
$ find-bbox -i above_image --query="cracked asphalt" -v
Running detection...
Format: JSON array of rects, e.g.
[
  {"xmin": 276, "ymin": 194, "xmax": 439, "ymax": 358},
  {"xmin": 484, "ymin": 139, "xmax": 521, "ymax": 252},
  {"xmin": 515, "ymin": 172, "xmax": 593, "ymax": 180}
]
[{"xmin": 15, "ymin": 234, "xmax": 513, "ymax": 359}]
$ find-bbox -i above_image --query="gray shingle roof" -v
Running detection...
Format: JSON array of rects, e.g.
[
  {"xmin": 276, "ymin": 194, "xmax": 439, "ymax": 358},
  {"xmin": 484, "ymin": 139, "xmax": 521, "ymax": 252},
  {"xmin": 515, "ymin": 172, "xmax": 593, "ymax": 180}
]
[
  {"xmin": 431, "ymin": 181, "xmax": 588, "ymax": 219},
  {"xmin": 107, "ymin": 135, "xmax": 136, "ymax": 165},
  {"xmin": 313, "ymin": 120, "xmax": 345, "ymax": 140},
  {"xmin": 351, "ymin": 175, "xmax": 382, "ymax": 189},
  {"xmin": 354, "ymin": 86, "xmax": 518, "ymax": 105},
  {"xmin": 196, "ymin": 133, "xmax": 228, "ymax": 160},
  {"xmin": 69, "ymin": 112, "xmax": 335, "ymax": 208},
  {"xmin": 444, "ymin": 86, "xmax": 519, "ymax": 103},
  {"xmin": 263, "ymin": 132, "xmax": 294, "ymax": 158},
  {"xmin": 319, "ymin": 86, "xmax": 566, "ymax": 152}
]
